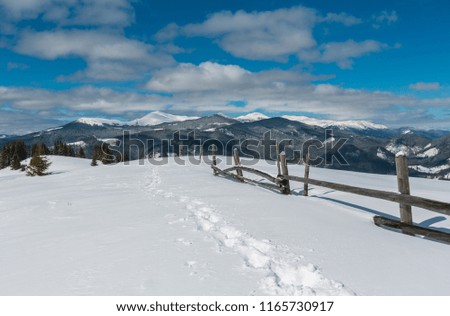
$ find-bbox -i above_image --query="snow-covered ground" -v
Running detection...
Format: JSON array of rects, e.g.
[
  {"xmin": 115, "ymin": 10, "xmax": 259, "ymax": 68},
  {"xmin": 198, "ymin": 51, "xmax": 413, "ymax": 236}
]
[{"xmin": 1, "ymin": 156, "xmax": 449, "ymax": 295}]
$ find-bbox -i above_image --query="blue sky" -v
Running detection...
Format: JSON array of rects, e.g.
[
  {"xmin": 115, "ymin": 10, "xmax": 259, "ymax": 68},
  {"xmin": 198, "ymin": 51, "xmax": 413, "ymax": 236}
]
[{"xmin": 1, "ymin": 0, "xmax": 449, "ymax": 134}]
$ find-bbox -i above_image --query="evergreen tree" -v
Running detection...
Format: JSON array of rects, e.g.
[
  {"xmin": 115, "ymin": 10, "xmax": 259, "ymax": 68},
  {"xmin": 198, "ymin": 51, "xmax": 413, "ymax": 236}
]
[
  {"xmin": 91, "ymin": 155, "xmax": 98, "ymax": 166},
  {"xmin": 0, "ymin": 147, "xmax": 9, "ymax": 169},
  {"xmin": 78, "ymin": 147, "xmax": 86, "ymax": 158},
  {"xmin": 91, "ymin": 145, "xmax": 101, "ymax": 166},
  {"xmin": 14, "ymin": 141, "xmax": 27, "ymax": 161},
  {"xmin": 10, "ymin": 152, "xmax": 21, "ymax": 170},
  {"xmin": 101, "ymin": 143, "xmax": 114, "ymax": 164},
  {"xmin": 1, "ymin": 141, "xmax": 28, "ymax": 170},
  {"xmin": 26, "ymin": 153, "xmax": 51, "ymax": 176},
  {"xmin": 32, "ymin": 143, "xmax": 50, "ymax": 156}
]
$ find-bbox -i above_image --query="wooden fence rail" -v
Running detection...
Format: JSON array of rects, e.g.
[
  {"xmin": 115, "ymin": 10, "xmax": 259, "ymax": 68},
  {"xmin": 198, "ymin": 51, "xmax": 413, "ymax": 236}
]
[{"xmin": 211, "ymin": 148, "xmax": 450, "ymax": 243}]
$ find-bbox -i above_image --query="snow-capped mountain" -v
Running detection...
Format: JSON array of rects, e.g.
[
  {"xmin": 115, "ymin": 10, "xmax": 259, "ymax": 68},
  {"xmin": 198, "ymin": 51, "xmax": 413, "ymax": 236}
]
[
  {"xmin": 76, "ymin": 118, "xmax": 123, "ymax": 126},
  {"xmin": 76, "ymin": 111, "xmax": 199, "ymax": 127},
  {"xmin": 282, "ymin": 115, "xmax": 387, "ymax": 130},
  {"xmin": 2, "ymin": 112, "xmax": 449, "ymax": 179},
  {"xmin": 236, "ymin": 112, "xmax": 269, "ymax": 122},
  {"xmin": 126, "ymin": 111, "xmax": 199, "ymax": 126}
]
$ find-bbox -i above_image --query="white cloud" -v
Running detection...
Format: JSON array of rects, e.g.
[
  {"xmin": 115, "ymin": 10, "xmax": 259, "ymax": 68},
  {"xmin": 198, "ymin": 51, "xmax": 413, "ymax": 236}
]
[
  {"xmin": 15, "ymin": 29, "xmax": 174, "ymax": 81},
  {"xmin": 322, "ymin": 12, "xmax": 362, "ymax": 26},
  {"xmin": 299, "ymin": 40, "xmax": 388, "ymax": 69},
  {"xmin": 156, "ymin": 6, "xmax": 387, "ymax": 68},
  {"xmin": 373, "ymin": 10, "xmax": 398, "ymax": 28},
  {"xmin": 147, "ymin": 62, "xmax": 250, "ymax": 92},
  {"xmin": 146, "ymin": 62, "xmax": 321, "ymax": 93},
  {"xmin": 179, "ymin": 7, "xmax": 318, "ymax": 61},
  {"xmin": 7, "ymin": 62, "xmax": 28, "ymax": 70},
  {"xmin": 1, "ymin": 78, "xmax": 450, "ymax": 133},
  {"xmin": 1, "ymin": 1, "xmax": 172, "ymax": 81},
  {"xmin": 0, "ymin": 0, "xmax": 133, "ymax": 27},
  {"xmin": 409, "ymin": 82, "xmax": 441, "ymax": 91}
]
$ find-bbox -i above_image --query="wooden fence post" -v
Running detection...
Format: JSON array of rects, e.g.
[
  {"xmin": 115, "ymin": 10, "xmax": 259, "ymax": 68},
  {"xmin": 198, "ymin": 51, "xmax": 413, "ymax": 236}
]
[
  {"xmin": 303, "ymin": 151, "xmax": 310, "ymax": 196},
  {"xmin": 395, "ymin": 153, "xmax": 413, "ymax": 226},
  {"xmin": 276, "ymin": 143, "xmax": 281, "ymax": 176},
  {"xmin": 280, "ymin": 151, "xmax": 291, "ymax": 194},
  {"xmin": 233, "ymin": 148, "xmax": 243, "ymax": 177},
  {"xmin": 212, "ymin": 144, "xmax": 217, "ymax": 175}
]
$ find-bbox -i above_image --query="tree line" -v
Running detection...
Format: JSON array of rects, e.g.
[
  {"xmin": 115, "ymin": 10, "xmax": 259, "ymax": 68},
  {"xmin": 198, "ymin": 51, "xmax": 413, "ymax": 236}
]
[{"xmin": 0, "ymin": 140, "xmax": 86, "ymax": 176}]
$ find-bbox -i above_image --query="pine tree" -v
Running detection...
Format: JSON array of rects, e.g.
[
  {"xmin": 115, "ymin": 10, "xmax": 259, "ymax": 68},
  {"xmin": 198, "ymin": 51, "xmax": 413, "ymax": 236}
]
[
  {"xmin": 78, "ymin": 147, "xmax": 86, "ymax": 158},
  {"xmin": 91, "ymin": 145, "xmax": 100, "ymax": 166},
  {"xmin": 26, "ymin": 153, "xmax": 51, "ymax": 176},
  {"xmin": 101, "ymin": 143, "xmax": 114, "ymax": 165},
  {"xmin": 32, "ymin": 143, "xmax": 50, "ymax": 156},
  {"xmin": 15, "ymin": 141, "xmax": 27, "ymax": 161},
  {"xmin": 0, "ymin": 148, "xmax": 9, "ymax": 169},
  {"xmin": 10, "ymin": 152, "xmax": 21, "ymax": 170},
  {"xmin": 91, "ymin": 155, "xmax": 98, "ymax": 166}
]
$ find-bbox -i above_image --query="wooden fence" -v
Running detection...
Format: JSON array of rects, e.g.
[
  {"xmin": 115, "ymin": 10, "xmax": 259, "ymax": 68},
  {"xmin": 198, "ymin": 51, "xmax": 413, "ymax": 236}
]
[{"xmin": 210, "ymin": 146, "xmax": 450, "ymax": 244}]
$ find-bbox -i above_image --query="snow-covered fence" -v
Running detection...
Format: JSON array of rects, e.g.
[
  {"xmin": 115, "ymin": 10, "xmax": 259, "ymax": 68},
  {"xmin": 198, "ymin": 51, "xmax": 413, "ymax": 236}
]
[{"xmin": 211, "ymin": 149, "xmax": 450, "ymax": 243}]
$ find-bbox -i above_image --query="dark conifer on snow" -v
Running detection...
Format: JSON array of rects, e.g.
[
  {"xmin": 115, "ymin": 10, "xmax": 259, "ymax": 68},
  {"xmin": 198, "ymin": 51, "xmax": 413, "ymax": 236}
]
[{"xmin": 26, "ymin": 153, "xmax": 51, "ymax": 176}]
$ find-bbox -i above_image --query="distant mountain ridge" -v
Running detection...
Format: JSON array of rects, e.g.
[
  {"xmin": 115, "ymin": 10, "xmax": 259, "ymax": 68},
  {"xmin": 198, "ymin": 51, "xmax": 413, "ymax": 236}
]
[
  {"xmin": 74, "ymin": 111, "xmax": 390, "ymax": 130},
  {"xmin": 1, "ymin": 111, "xmax": 449, "ymax": 179},
  {"xmin": 76, "ymin": 111, "xmax": 200, "ymax": 127}
]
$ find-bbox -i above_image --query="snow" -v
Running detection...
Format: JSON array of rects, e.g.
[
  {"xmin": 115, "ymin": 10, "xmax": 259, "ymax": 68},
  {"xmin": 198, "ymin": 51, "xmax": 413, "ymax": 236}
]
[
  {"xmin": 386, "ymin": 143, "xmax": 422, "ymax": 156},
  {"xmin": 377, "ymin": 148, "xmax": 387, "ymax": 160},
  {"xmin": 409, "ymin": 164, "xmax": 450, "ymax": 174},
  {"xmin": 76, "ymin": 118, "xmax": 122, "ymax": 126},
  {"xmin": 236, "ymin": 112, "xmax": 269, "ymax": 122},
  {"xmin": 417, "ymin": 147, "xmax": 439, "ymax": 158},
  {"xmin": 96, "ymin": 138, "xmax": 119, "ymax": 145},
  {"xmin": 218, "ymin": 128, "xmax": 235, "ymax": 137},
  {"xmin": 127, "ymin": 111, "xmax": 199, "ymax": 126},
  {"xmin": 67, "ymin": 141, "xmax": 86, "ymax": 148},
  {"xmin": 1, "ymin": 156, "xmax": 450, "ymax": 295},
  {"xmin": 75, "ymin": 111, "xmax": 199, "ymax": 127},
  {"xmin": 282, "ymin": 115, "xmax": 387, "ymax": 130},
  {"xmin": 45, "ymin": 127, "xmax": 63, "ymax": 132}
]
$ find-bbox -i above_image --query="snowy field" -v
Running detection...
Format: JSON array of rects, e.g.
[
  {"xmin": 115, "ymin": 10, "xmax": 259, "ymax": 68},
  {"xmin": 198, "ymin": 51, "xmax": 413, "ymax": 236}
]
[{"xmin": 0, "ymin": 156, "xmax": 449, "ymax": 296}]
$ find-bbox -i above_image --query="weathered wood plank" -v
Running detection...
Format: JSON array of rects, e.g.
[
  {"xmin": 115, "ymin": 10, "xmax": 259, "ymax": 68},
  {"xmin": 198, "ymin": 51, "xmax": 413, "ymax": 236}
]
[
  {"xmin": 373, "ymin": 216, "xmax": 450, "ymax": 244},
  {"xmin": 233, "ymin": 148, "xmax": 243, "ymax": 177},
  {"xmin": 280, "ymin": 151, "xmax": 290, "ymax": 194},
  {"xmin": 212, "ymin": 166, "xmax": 283, "ymax": 193},
  {"xmin": 281, "ymin": 174, "xmax": 450, "ymax": 215},
  {"xmin": 211, "ymin": 145, "xmax": 218, "ymax": 175},
  {"xmin": 276, "ymin": 143, "xmax": 281, "ymax": 176},
  {"xmin": 214, "ymin": 165, "xmax": 281, "ymax": 184},
  {"xmin": 396, "ymin": 154, "xmax": 413, "ymax": 225},
  {"xmin": 303, "ymin": 151, "xmax": 310, "ymax": 197}
]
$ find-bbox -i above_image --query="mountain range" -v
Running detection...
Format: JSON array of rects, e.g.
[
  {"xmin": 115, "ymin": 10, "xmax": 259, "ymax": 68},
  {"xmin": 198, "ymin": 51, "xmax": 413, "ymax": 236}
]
[{"xmin": 1, "ymin": 111, "xmax": 449, "ymax": 179}]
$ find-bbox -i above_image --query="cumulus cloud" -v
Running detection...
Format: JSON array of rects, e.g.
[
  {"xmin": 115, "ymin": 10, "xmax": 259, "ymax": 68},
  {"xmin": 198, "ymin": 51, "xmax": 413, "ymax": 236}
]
[
  {"xmin": 322, "ymin": 12, "xmax": 362, "ymax": 26},
  {"xmin": 7, "ymin": 62, "xmax": 28, "ymax": 70},
  {"xmin": 299, "ymin": 40, "xmax": 388, "ymax": 69},
  {"xmin": 0, "ymin": 0, "xmax": 133, "ymax": 27},
  {"xmin": 373, "ymin": 10, "xmax": 398, "ymax": 28},
  {"xmin": 409, "ymin": 82, "xmax": 441, "ymax": 91},
  {"xmin": 179, "ymin": 7, "xmax": 318, "ymax": 61},
  {"xmin": 147, "ymin": 62, "xmax": 251, "ymax": 92},
  {"xmin": 15, "ymin": 29, "xmax": 174, "ymax": 81},
  {"xmin": 1, "ymin": 76, "xmax": 450, "ymax": 133},
  {"xmin": 156, "ymin": 6, "xmax": 388, "ymax": 67},
  {"xmin": 2, "ymin": 0, "xmax": 173, "ymax": 81}
]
